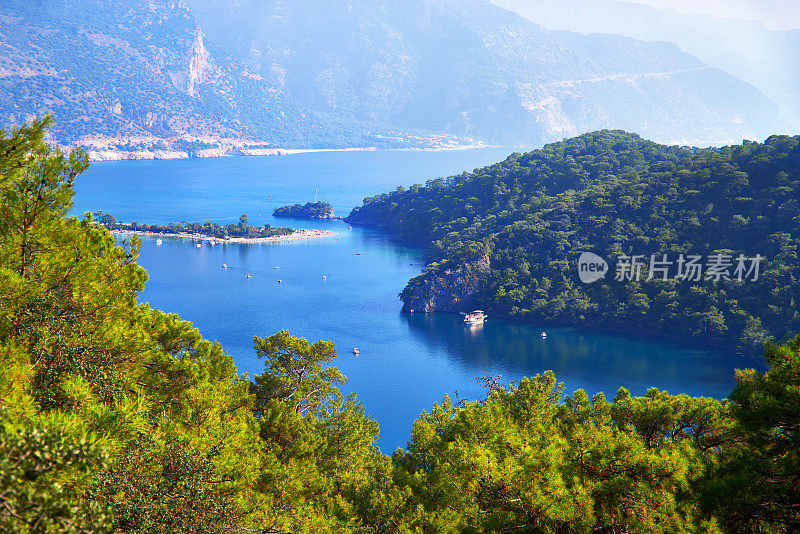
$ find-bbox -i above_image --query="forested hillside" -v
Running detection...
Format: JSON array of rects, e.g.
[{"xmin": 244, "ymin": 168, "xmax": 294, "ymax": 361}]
[{"xmin": 346, "ymin": 130, "xmax": 800, "ymax": 351}]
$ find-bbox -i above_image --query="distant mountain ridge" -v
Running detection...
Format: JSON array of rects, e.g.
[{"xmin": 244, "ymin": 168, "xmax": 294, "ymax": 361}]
[
  {"xmin": 491, "ymin": 0, "xmax": 800, "ymax": 130},
  {"xmin": 0, "ymin": 0, "xmax": 465, "ymax": 158},
  {"xmin": 187, "ymin": 0, "xmax": 786, "ymax": 147},
  {"xmin": 0, "ymin": 0, "xmax": 789, "ymax": 158}
]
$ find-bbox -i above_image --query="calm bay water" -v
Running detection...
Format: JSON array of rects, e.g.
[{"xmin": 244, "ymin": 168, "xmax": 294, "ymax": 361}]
[{"xmin": 72, "ymin": 149, "xmax": 755, "ymax": 452}]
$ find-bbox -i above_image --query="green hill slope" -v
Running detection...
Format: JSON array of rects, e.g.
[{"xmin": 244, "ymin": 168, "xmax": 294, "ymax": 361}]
[{"xmin": 346, "ymin": 130, "xmax": 800, "ymax": 351}]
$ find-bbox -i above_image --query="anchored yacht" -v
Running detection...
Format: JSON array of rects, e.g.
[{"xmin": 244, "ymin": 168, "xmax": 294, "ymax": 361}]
[{"xmin": 464, "ymin": 310, "xmax": 486, "ymax": 326}]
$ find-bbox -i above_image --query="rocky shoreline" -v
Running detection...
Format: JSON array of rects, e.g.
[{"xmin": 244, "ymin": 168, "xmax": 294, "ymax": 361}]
[
  {"xmin": 82, "ymin": 142, "xmax": 493, "ymax": 162},
  {"xmin": 400, "ymin": 253, "xmax": 491, "ymax": 313}
]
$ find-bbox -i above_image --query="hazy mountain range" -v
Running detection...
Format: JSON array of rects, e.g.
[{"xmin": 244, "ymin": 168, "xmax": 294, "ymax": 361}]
[
  {"xmin": 0, "ymin": 0, "xmax": 464, "ymax": 159},
  {"xmin": 0, "ymin": 0, "xmax": 791, "ymax": 159},
  {"xmin": 492, "ymin": 0, "xmax": 800, "ymax": 129}
]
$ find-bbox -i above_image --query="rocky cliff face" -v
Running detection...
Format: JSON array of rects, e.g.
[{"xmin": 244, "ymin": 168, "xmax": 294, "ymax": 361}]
[
  {"xmin": 401, "ymin": 254, "xmax": 491, "ymax": 313},
  {"xmin": 166, "ymin": 29, "xmax": 212, "ymax": 97},
  {"xmin": 1, "ymin": 1, "xmax": 241, "ymax": 144}
]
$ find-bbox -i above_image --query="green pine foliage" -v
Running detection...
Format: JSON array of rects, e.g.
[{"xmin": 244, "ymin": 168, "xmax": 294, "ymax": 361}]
[
  {"xmin": 346, "ymin": 130, "xmax": 800, "ymax": 352},
  {"xmin": 704, "ymin": 337, "xmax": 800, "ymax": 532},
  {"xmin": 0, "ymin": 117, "xmax": 385, "ymax": 533},
  {"xmin": 1, "ymin": 118, "xmax": 799, "ymax": 532},
  {"xmin": 393, "ymin": 375, "xmax": 728, "ymax": 533}
]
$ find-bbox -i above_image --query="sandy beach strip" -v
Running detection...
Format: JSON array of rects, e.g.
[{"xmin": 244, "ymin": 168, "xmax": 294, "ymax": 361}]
[{"xmin": 111, "ymin": 228, "xmax": 338, "ymax": 244}]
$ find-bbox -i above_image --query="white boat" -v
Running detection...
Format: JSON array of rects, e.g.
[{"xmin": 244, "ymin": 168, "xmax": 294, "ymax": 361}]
[
  {"xmin": 464, "ymin": 310, "xmax": 486, "ymax": 326},
  {"xmin": 541, "ymin": 332, "xmax": 547, "ymax": 339},
  {"xmin": 352, "ymin": 347, "xmax": 359, "ymax": 355},
  {"xmin": 222, "ymin": 264, "xmax": 227, "ymax": 269},
  {"xmin": 195, "ymin": 243, "xmax": 202, "ymax": 248},
  {"xmin": 155, "ymin": 239, "xmax": 162, "ymax": 245}
]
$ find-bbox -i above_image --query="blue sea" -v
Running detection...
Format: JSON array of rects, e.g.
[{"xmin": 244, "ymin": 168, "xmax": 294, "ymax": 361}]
[{"xmin": 72, "ymin": 149, "xmax": 756, "ymax": 452}]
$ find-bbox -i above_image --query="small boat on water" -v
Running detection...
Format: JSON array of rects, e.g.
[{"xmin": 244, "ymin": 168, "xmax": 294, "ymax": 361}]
[
  {"xmin": 464, "ymin": 310, "xmax": 486, "ymax": 326},
  {"xmin": 156, "ymin": 239, "xmax": 163, "ymax": 245},
  {"xmin": 541, "ymin": 332, "xmax": 547, "ymax": 339},
  {"xmin": 246, "ymin": 275, "xmax": 251, "ymax": 279},
  {"xmin": 323, "ymin": 275, "xmax": 327, "ymax": 280},
  {"xmin": 195, "ymin": 243, "xmax": 202, "ymax": 248},
  {"xmin": 274, "ymin": 266, "xmax": 280, "ymax": 270},
  {"xmin": 352, "ymin": 348, "xmax": 359, "ymax": 355},
  {"xmin": 222, "ymin": 264, "xmax": 227, "ymax": 269}
]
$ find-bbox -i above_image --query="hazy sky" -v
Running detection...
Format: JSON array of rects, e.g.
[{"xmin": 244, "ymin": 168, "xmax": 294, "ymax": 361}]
[{"xmin": 620, "ymin": 0, "xmax": 800, "ymax": 30}]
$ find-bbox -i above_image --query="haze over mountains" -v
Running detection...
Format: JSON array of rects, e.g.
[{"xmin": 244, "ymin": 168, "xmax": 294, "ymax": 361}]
[
  {"xmin": 0, "ymin": 0, "xmax": 791, "ymax": 159},
  {"xmin": 493, "ymin": 0, "xmax": 800, "ymax": 129},
  {"xmin": 618, "ymin": 0, "xmax": 800, "ymax": 30},
  {"xmin": 0, "ymin": 0, "xmax": 460, "ymax": 159}
]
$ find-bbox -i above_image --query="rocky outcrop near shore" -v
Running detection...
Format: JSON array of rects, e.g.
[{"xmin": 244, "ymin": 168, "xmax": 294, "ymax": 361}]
[
  {"xmin": 401, "ymin": 253, "xmax": 491, "ymax": 313},
  {"xmin": 273, "ymin": 202, "xmax": 336, "ymax": 220}
]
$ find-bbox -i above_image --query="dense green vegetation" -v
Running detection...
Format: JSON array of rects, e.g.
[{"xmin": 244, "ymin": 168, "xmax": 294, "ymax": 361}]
[
  {"xmin": 273, "ymin": 201, "xmax": 336, "ymax": 219},
  {"xmin": 95, "ymin": 212, "xmax": 294, "ymax": 239},
  {"xmin": 346, "ymin": 130, "xmax": 800, "ymax": 352},
  {"xmin": 2, "ymin": 119, "xmax": 799, "ymax": 533}
]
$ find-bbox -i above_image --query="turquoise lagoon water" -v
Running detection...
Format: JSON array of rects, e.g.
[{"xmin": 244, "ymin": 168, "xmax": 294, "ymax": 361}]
[{"xmin": 72, "ymin": 149, "xmax": 757, "ymax": 452}]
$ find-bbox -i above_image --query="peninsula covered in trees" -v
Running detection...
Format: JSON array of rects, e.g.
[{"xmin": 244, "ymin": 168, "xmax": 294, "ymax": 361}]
[
  {"xmin": 273, "ymin": 201, "xmax": 336, "ymax": 219},
  {"xmin": 2, "ymin": 117, "xmax": 799, "ymax": 533},
  {"xmin": 95, "ymin": 212, "xmax": 334, "ymax": 243},
  {"xmin": 346, "ymin": 130, "xmax": 800, "ymax": 352}
]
